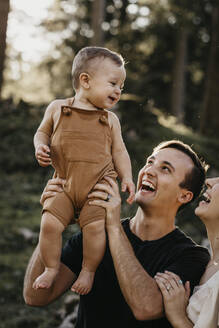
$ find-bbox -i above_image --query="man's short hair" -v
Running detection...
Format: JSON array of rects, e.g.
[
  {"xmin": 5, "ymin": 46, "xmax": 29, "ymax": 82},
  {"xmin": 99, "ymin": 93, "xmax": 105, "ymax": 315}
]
[
  {"xmin": 153, "ymin": 140, "xmax": 208, "ymax": 203},
  {"xmin": 72, "ymin": 46, "xmax": 125, "ymax": 90}
]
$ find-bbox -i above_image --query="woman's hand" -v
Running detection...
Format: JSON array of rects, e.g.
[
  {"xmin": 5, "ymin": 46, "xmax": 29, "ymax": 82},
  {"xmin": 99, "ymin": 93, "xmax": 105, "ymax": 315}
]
[
  {"xmin": 40, "ymin": 178, "xmax": 66, "ymax": 205},
  {"xmin": 154, "ymin": 271, "xmax": 192, "ymax": 327},
  {"xmin": 88, "ymin": 177, "xmax": 121, "ymax": 229}
]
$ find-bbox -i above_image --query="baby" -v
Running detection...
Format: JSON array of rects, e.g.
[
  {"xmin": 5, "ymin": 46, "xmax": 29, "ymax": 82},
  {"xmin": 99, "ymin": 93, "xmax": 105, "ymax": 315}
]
[{"xmin": 33, "ymin": 46, "xmax": 135, "ymax": 295}]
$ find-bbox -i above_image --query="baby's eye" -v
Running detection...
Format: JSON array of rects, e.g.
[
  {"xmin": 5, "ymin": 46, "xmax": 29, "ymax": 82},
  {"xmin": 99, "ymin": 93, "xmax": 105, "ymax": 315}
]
[{"xmin": 110, "ymin": 82, "xmax": 116, "ymax": 86}]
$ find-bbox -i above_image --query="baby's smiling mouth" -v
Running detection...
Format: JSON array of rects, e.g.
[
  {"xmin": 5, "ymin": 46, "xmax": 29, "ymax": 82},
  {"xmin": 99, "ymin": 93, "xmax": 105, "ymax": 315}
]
[{"xmin": 109, "ymin": 96, "xmax": 116, "ymax": 102}]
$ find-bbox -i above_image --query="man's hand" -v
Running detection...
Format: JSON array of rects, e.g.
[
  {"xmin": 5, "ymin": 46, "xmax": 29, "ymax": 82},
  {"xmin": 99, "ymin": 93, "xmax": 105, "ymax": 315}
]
[
  {"xmin": 35, "ymin": 144, "xmax": 51, "ymax": 167},
  {"xmin": 88, "ymin": 177, "xmax": 121, "ymax": 229},
  {"xmin": 121, "ymin": 179, "xmax": 135, "ymax": 204},
  {"xmin": 40, "ymin": 178, "xmax": 66, "ymax": 205}
]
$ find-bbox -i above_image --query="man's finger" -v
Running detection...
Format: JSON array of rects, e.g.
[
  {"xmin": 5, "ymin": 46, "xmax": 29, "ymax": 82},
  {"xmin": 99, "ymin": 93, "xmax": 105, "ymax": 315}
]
[
  {"xmin": 88, "ymin": 191, "xmax": 108, "ymax": 200},
  {"xmin": 104, "ymin": 176, "xmax": 119, "ymax": 191},
  {"xmin": 92, "ymin": 183, "xmax": 113, "ymax": 195},
  {"xmin": 40, "ymin": 191, "xmax": 56, "ymax": 205}
]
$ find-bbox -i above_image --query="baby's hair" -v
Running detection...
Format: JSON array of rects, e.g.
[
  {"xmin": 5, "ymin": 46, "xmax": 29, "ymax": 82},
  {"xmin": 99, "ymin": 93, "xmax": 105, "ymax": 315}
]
[{"xmin": 72, "ymin": 46, "xmax": 125, "ymax": 90}]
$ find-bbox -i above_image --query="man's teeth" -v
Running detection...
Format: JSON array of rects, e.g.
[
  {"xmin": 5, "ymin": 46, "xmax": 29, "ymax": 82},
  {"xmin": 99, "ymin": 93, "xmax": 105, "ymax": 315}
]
[{"xmin": 141, "ymin": 181, "xmax": 155, "ymax": 191}]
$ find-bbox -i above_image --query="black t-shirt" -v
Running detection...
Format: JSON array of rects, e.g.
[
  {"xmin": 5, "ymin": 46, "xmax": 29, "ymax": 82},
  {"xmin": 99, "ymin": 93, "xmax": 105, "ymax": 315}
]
[{"xmin": 61, "ymin": 219, "xmax": 210, "ymax": 328}]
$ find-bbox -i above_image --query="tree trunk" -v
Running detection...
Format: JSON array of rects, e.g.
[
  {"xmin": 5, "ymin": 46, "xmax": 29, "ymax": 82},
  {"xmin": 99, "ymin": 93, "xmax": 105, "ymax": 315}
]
[
  {"xmin": 199, "ymin": 5, "xmax": 219, "ymax": 137},
  {"xmin": 170, "ymin": 27, "xmax": 188, "ymax": 123},
  {"xmin": 0, "ymin": 0, "xmax": 10, "ymax": 99},
  {"xmin": 90, "ymin": 0, "xmax": 105, "ymax": 46}
]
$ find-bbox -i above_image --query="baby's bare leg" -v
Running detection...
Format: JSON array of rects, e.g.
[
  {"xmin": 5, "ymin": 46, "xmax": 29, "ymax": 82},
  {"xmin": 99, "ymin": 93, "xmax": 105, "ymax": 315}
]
[
  {"xmin": 33, "ymin": 212, "xmax": 65, "ymax": 289},
  {"xmin": 71, "ymin": 219, "xmax": 105, "ymax": 295}
]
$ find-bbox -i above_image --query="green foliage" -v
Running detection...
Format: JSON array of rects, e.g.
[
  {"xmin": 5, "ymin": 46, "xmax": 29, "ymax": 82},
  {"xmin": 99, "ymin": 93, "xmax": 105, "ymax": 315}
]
[
  {"xmin": 21, "ymin": 0, "xmax": 215, "ymax": 133},
  {"xmin": 0, "ymin": 99, "xmax": 40, "ymax": 172},
  {"xmin": 4, "ymin": 0, "xmax": 217, "ymax": 134}
]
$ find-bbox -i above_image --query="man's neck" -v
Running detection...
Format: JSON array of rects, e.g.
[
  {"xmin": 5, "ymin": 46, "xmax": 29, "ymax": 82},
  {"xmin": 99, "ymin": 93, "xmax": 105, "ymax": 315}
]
[{"xmin": 130, "ymin": 207, "xmax": 176, "ymax": 241}]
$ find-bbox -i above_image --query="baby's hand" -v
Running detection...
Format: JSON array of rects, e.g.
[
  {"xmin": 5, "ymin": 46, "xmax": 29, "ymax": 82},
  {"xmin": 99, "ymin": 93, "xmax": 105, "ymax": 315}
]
[
  {"xmin": 121, "ymin": 179, "xmax": 135, "ymax": 204},
  {"xmin": 35, "ymin": 144, "xmax": 51, "ymax": 167}
]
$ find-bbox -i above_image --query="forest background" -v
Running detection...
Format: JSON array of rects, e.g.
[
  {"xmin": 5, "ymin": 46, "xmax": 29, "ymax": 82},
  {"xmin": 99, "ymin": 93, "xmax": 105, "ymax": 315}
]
[{"xmin": 1, "ymin": 0, "xmax": 219, "ymax": 327}]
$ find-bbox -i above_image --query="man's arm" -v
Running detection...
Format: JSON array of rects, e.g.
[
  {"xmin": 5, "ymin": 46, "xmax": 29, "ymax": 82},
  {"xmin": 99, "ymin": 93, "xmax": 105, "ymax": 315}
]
[
  {"xmin": 107, "ymin": 225, "xmax": 164, "ymax": 320},
  {"xmin": 23, "ymin": 244, "xmax": 76, "ymax": 306},
  {"xmin": 88, "ymin": 177, "xmax": 164, "ymax": 321},
  {"xmin": 23, "ymin": 178, "xmax": 75, "ymax": 306}
]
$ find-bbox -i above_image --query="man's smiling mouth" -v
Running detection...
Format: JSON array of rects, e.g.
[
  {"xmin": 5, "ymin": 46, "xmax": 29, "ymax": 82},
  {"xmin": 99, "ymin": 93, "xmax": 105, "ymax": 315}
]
[{"xmin": 140, "ymin": 181, "xmax": 156, "ymax": 192}]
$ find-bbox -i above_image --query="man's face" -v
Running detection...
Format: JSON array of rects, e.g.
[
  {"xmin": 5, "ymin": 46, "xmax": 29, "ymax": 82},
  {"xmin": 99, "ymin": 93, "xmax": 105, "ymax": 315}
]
[{"xmin": 135, "ymin": 148, "xmax": 194, "ymax": 212}]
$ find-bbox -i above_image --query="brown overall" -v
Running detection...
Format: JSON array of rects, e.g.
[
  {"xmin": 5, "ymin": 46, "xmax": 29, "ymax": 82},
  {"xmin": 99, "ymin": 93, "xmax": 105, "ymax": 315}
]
[{"xmin": 42, "ymin": 102, "xmax": 117, "ymax": 228}]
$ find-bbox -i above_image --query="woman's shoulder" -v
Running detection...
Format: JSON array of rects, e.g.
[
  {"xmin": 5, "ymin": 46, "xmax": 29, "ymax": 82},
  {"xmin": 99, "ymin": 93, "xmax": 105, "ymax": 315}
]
[{"xmin": 190, "ymin": 270, "xmax": 219, "ymax": 301}]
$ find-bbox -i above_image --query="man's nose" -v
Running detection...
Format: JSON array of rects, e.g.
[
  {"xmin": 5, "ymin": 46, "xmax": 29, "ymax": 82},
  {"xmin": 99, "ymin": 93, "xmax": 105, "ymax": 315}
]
[{"xmin": 143, "ymin": 165, "xmax": 156, "ymax": 176}]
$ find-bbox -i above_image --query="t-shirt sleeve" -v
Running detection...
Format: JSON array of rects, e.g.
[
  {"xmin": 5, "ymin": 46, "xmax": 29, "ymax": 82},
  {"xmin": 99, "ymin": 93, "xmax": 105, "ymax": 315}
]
[
  {"xmin": 61, "ymin": 231, "xmax": 83, "ymax": 276},
  {"xmin": 165, "ymin": 247, "xmax": 210, "ymax": 292}
]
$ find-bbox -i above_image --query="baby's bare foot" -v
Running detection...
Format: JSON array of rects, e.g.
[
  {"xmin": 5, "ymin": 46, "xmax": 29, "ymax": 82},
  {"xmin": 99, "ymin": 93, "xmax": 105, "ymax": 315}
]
[
  {"xmin": 33, "ymin": 268, "xmax": 58, "ymax": 289},
  {"xmin": 71, "ymin": 269, "xmax": 95, "ymax": 295}
]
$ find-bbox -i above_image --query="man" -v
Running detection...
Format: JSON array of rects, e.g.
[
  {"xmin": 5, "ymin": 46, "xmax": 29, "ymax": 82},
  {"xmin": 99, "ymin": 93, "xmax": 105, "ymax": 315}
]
[{"xmin": 23, "ymin": 140, "xmax": 210, "ymax": 327}]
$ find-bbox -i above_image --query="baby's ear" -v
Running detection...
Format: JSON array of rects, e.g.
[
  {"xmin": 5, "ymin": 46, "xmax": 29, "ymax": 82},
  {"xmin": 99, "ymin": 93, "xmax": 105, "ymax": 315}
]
[{"xmin": 79, "ymin": 73, "xmax": 90, "ymax": 89}]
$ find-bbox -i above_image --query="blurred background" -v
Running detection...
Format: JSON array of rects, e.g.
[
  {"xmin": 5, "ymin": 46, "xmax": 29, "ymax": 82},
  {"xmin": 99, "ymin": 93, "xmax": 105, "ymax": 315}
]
[{"xmin": 1, "ymin": 0, "xmax": 219, "ymax": 327}]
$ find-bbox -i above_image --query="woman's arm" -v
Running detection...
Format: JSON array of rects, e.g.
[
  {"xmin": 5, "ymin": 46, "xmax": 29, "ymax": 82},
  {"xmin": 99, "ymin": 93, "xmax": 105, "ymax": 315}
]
[{"xmin": 155, "ymin": 271, "xmax": 194, "ymax": 328}]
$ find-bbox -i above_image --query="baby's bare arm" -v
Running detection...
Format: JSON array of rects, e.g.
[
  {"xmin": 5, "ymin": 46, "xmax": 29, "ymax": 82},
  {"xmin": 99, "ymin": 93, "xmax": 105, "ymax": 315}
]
[
  {"xmin": 34, "ymin": 132, "xmax": 51, "ymax": 167},
  {"xmin": 34, "ymin": 100, "xmax": 57, "ymax": 148},
  {"xmin": 109, "ymin": 112, "xmax": 132, "ymax": 180},
  {"xmin": 34, "ymin": 100, "xmax": 61, "ymax": 167},
  {"xmin": 109, "ymin": 112, "xmax": 135, "ymax": 203}
]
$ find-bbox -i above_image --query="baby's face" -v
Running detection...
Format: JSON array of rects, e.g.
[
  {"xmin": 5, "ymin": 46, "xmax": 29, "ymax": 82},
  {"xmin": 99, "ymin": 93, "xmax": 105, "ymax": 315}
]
[{"xmin": 86, "ymin": 58, "xmax": 126, "ymax": 109}]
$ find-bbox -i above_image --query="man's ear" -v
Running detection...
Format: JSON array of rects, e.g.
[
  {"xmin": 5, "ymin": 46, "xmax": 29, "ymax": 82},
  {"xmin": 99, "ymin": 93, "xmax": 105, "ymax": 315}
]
[
  {"xmin": 79, "ymin": 72, "xmax": 90, "ymax": 89},
  {"xmin": 178, "ymin": 189, "xmax": 193, "ymax": 205}
]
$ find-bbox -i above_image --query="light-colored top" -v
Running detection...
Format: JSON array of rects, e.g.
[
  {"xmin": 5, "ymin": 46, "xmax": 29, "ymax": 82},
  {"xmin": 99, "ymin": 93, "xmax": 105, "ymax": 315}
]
[{"xmin": 187, "ymin": 270, "xmax": 219, "ymax": 328}]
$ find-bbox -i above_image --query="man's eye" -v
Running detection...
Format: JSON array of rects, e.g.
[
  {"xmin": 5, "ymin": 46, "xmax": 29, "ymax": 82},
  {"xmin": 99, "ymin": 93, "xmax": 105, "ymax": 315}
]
[{"xmin": 162, "ymin": 166, "xmax": 170, "ymax": 172}]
